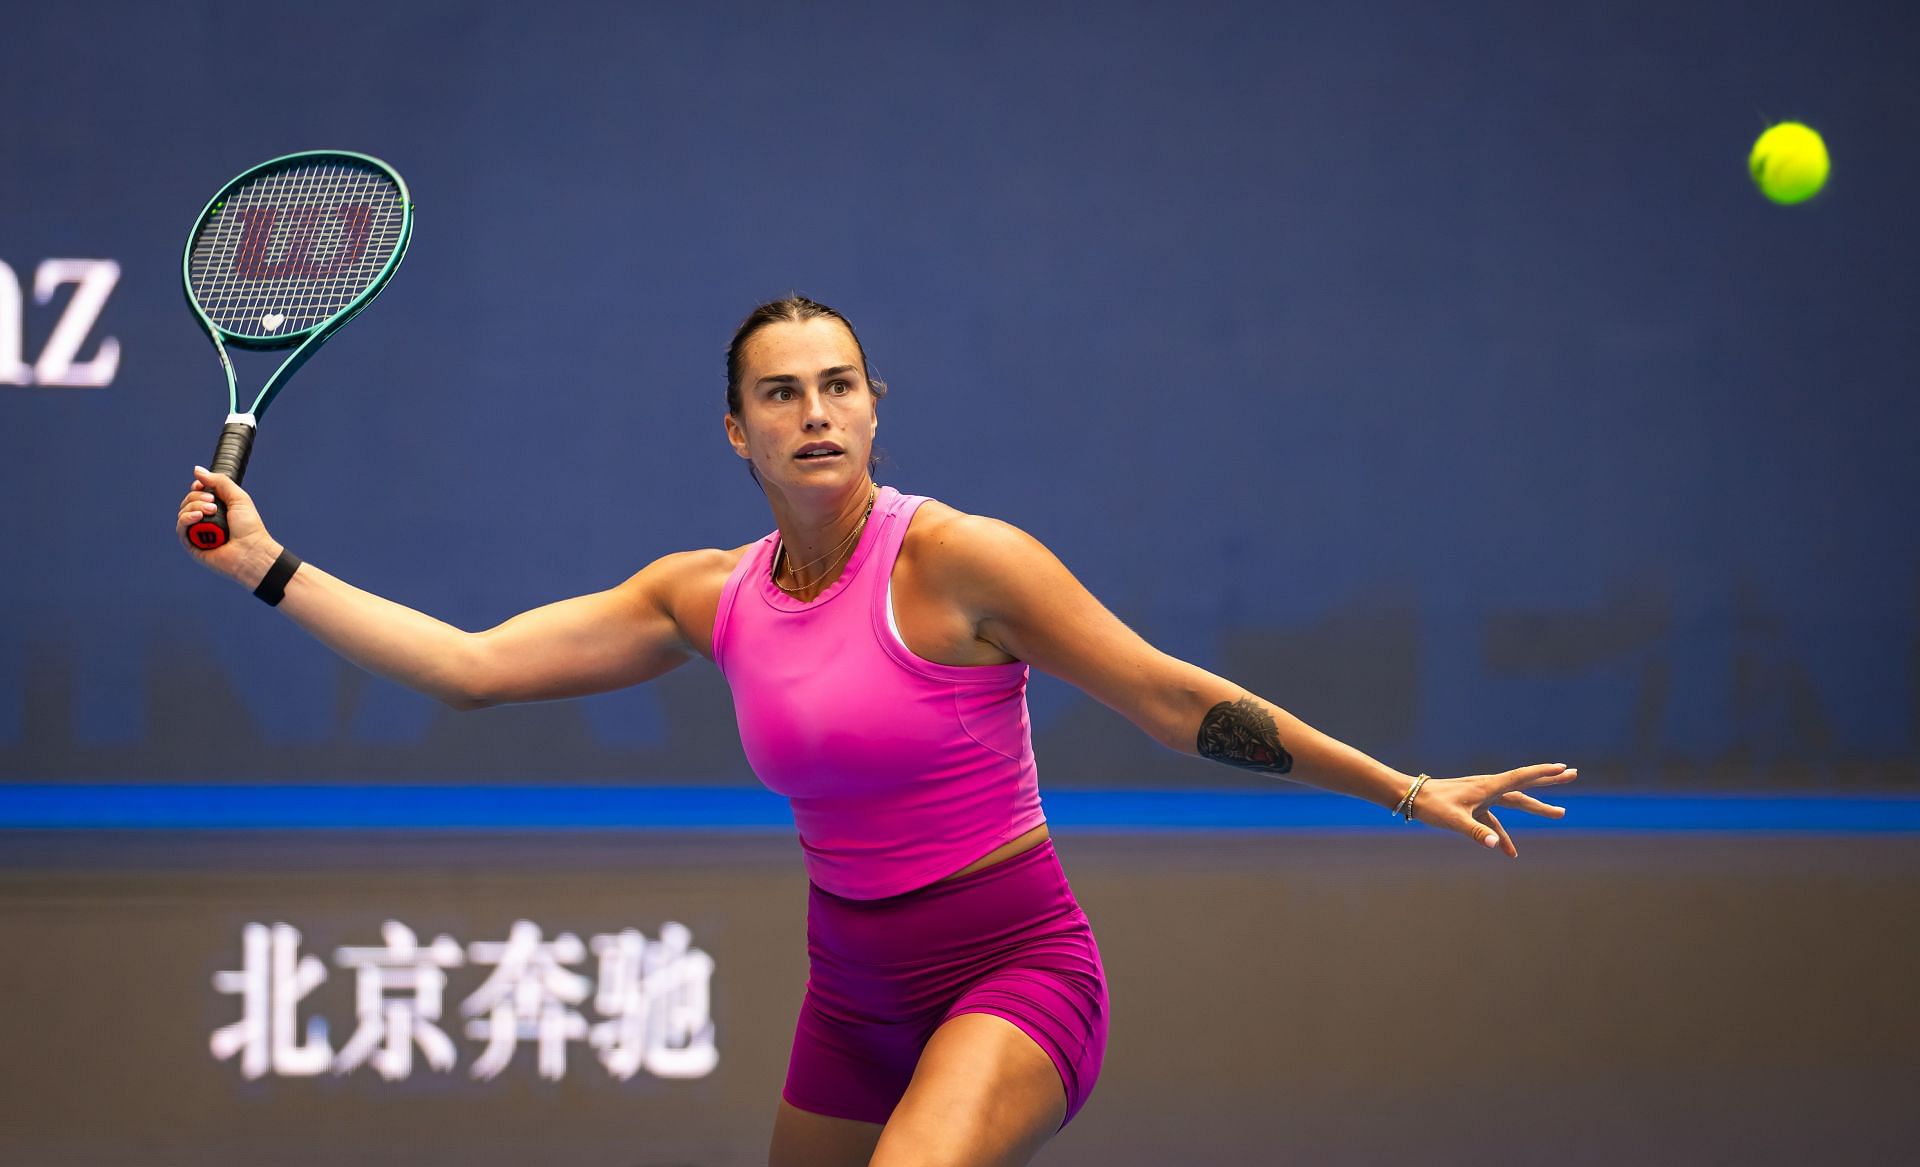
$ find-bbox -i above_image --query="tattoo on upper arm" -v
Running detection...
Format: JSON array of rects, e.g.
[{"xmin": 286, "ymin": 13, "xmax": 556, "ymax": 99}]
[{"xmin": 1197, "ymin": 697, "xmax": 1294, "ymax": 773}]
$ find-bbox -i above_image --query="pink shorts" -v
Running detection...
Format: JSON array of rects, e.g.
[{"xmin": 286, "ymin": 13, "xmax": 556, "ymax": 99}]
[{"xmin": 782, "ymin": 838, "xmax": 1109, "ymax": 1132}]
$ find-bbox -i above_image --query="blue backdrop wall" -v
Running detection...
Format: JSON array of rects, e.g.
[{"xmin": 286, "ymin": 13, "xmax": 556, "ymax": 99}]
[{"xmin": 4, "ymin": 0, "xmax": 1917, "ymax": 793}]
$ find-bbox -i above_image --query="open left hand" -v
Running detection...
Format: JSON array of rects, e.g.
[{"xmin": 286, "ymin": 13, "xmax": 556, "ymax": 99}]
[{"xmin": 1408, "ymin": 763, "xmax": 1578, "ymax": 858}]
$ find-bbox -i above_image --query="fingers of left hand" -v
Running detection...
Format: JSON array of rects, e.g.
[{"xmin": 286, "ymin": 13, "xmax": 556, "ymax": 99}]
[
  {"xmin": 1520, "ymin": 766, "xmax": 1578, "ymax": 789},
  {"xmin": 1497, "ymin": 790, "xmax": 1566, "ymax": 818},
  {"xmin": 1475, "ymin": 807, "xmax": 1517, "ymax": 858}
]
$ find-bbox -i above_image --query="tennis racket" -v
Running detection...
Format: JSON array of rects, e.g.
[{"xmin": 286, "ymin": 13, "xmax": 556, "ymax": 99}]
[{"xmin": 182, "ymin": 149, "xmax": 413, "ymax": 550}]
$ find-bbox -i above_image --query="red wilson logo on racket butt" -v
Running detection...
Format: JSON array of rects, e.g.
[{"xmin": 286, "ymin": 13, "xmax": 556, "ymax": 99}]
[{"xmin": 232, "ymin": 205, "xmax": 374, "ymax": 281}]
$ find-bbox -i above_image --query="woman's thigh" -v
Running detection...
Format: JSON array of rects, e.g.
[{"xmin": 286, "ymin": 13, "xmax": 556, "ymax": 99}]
[{"xmin": 768, "ymin": 1098, "xmax": 884, "ymax": 1167}]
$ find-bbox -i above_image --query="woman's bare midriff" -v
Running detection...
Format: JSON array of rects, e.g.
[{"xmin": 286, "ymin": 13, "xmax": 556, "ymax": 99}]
[{"xmin": 937, "ymin": 822, "xmax": 1052, "ymax": 882}]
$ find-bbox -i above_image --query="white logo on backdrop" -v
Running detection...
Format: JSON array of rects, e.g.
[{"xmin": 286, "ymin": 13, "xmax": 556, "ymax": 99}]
[
  {"xmin": 0, "ymin": 259, "xmax": 121, "ymax": 387},
  {"xmin": 211, "ymin": 919, "xmax": 719, "ymax": 1083}
]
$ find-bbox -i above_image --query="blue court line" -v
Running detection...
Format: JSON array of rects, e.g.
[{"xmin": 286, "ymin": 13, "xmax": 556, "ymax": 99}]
[{"xmin": 1, "ymin": 785, "xmax": 1918, "ymax": 831}]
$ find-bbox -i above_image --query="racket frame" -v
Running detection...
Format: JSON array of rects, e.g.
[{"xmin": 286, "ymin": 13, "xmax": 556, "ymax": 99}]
[{"xmin": 181, "ymin": 148, "xmax": 415, "ymax": 424}]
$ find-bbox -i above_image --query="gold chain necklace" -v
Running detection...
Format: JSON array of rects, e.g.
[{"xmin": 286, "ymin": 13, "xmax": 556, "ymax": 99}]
[{"xmin": 772, "ymin": 483, "xmax": 877, "ymax": 596}]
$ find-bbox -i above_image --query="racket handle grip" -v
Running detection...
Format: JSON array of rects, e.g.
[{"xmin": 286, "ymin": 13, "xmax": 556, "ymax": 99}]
[{"xmin": 185, "ymin": 421, "xmax": 256, "ymax": 551}]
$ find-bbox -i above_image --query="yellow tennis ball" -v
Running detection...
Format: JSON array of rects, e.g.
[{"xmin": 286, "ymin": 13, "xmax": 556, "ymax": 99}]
[{"xmin": 1749, "ymin": 122, "xmax": 1829, "ymax": 205}]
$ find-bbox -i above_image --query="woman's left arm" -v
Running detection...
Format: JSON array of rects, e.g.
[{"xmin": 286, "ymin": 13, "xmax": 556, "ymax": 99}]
[{"xmin": 933, "ymin": 513, "xmax": 1577, "ymax": 857}]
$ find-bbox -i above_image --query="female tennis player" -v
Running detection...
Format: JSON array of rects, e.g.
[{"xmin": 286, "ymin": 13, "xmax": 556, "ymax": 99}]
[{"xmin": 176, "ymin": 295, "xmax": 1577, "ymax": 1167}]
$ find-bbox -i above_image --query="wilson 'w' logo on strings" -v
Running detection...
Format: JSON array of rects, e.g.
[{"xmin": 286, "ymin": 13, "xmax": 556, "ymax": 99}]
[{"xmin": 232, "ymin": 205, "xmax": 374, "ymax": 280}]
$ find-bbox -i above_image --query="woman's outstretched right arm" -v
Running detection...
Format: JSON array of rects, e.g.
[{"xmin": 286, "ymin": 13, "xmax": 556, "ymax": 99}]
[{"xmin": 177, "ymin": 466, "xmax": 697, "ymax": 711}]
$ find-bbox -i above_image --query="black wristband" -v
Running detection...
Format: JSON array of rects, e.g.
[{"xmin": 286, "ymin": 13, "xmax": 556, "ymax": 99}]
[{"xmin": 253, "ymin": 549, "xmax": 302, "ymax": 607}]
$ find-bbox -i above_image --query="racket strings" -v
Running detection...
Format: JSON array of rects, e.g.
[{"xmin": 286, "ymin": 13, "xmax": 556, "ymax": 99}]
[{"xmin": 188, "ymin": 160, "xmax": 405, "ymax": 338}]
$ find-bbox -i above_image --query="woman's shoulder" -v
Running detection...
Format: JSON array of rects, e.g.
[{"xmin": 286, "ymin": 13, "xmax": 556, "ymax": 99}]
[
  {"xmin": 892, "ymin": 498, "xmax": 1030, "ymax": 667},
  {"xmin": 899, "ymin": 496, "xmax": 972, "ymax": 560},
  {"xmin": 901, "ymin": 496, "xmax": 1031, "ymax": 546},
  {"xmin": 647, "ymin": 543, "xmax": 755, "ymax": 587},
  {"xmin": 899, "ymin": 498, "xmax": 1045, "ymax": 580},
  {"xmin": 645, "ymin": 543, "xmax": 758, "ymax": 661}
]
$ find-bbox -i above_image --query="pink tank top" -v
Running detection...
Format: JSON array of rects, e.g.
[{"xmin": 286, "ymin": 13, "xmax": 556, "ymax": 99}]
[{"xmin": 710, "ymin": 486, "xmax": 1046, "ymax": 900}]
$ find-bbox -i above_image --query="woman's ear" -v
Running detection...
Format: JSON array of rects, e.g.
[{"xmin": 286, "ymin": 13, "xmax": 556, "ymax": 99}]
[{"xmin": 724, "ymin": 412, "xmax": 751, "ymax": 459}]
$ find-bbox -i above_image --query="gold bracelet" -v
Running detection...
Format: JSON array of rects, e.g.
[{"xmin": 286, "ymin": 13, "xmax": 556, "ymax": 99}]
[
  {"xmin": 1391, "ymin": 774, "xmax": 1422, "ymax": 818},
  {"xmin": 1405, "ymin": 775, "xmax": 1436, "ymax": 821},
  {"xmin": 1395, "ymin": 774, "xmax": 1431, "ymax": 822}
]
